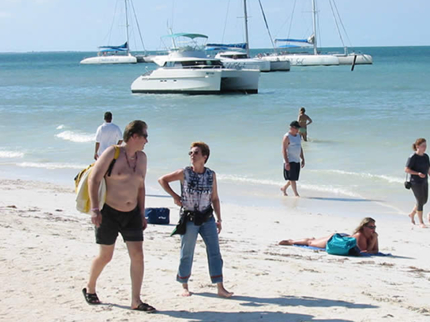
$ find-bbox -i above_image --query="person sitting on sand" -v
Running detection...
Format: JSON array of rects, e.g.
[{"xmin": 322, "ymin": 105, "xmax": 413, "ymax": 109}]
[
  {"xmin": 279, "ymin": 217, "xmax": 379, "ymax": 254},
  {"xmin": 158, "ymin": 141, "xmax": 233, "ymax": 298}
]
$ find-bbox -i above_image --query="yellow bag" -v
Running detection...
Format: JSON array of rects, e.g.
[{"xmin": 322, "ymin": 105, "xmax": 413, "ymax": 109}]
[{"xmin": 75, "ymin": 146, "xmax": 120, "ymax": 214}]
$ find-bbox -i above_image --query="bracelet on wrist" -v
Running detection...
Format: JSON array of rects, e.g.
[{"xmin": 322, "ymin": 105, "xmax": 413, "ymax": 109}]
[
  {"xmin": 217, "ymin": 220, "xmax": 222, "ymax": 223},
  {"xmin": 91, "ymin": 207, "xmax": 99, "ymax": 211}
]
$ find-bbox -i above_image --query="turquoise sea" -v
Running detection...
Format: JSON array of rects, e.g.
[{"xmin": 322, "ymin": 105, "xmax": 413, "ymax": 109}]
[{"xmin": 1, "ymin": 46, "xmax": 430, "ymax": 217}]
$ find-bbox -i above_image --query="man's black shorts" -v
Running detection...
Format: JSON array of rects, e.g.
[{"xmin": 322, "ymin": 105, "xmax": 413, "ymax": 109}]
[
  {"xmin": 95, "ymin": 204, "xmax": 143, "ymax": 245},
  {"xmin": 283, "ymin": 162, "xmax": 300, "ymax": 181}
]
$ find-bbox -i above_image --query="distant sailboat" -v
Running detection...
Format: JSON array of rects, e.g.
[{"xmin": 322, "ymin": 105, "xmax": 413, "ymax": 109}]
[
  {"xmin": 258, "ymin": 0, "xmax": 372, "ymax": 67},
  {"xmin": 81, "ymin": 42, "xmax": 137, "ymax": 65},
  {"xmin": 80, "ymin": 0, "xmax": 143, "ymax": 65},
  {"xmin": 207, "ymin": 0, "xmax": 290, "ymax": 72}
]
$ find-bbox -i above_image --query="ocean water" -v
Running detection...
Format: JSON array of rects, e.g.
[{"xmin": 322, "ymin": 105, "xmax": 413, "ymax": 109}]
[{"xmin": 1, "ymin": 46, "xmax": 430, "ymax": 217}]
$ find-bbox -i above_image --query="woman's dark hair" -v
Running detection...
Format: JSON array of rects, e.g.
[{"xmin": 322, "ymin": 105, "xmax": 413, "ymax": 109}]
[
  {"xmin": 190, "ymin": 141, "xmax": 210, "ymax": 164},
  {"xmin": 412, "ymin": 138, "xmax": 426, "ymax": 151}
]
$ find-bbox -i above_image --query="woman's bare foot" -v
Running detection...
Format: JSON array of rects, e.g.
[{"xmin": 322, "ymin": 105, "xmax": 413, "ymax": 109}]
[
  {"xmin": 217, "ymin": 283, "xmax": 233, "ymax": 298},
  {"xmin": 408, "ymin": 212, "xmax": 416, "ymax": 225},
  {"xmin": 181, "ymin": 284, "xmax": 192, "ymax": 297},
  {"xmin": 279, "ymin": 239, "xmax": 294, "ymax": 245},
  {"xmin": 280, "ymin": 187, "xmax": 288, "ymax": 196},
  {"xmin": 419, "ymin": 223, "xmax": 427, "ymax": 228}
]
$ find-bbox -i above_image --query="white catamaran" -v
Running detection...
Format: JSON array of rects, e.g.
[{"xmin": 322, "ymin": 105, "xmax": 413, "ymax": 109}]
[
  {"xmin": 131, "ymin": 33, "xmax": 260, "ymax": 94},
  {"xmin": 258, "ymin": 0, "xmax": 372, "ymax": 67}
]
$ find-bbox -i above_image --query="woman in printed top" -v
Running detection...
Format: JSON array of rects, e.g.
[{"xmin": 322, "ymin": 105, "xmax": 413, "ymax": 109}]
[
  {"xmin": 158, "ymin": 141, "xmax": 233, "ymax": 298},
  {"xmin": 279, "ymin": 217, "xmax": 379, "ymax": 254},
  {"xmin": 405, "ymin": 138, "xmax": 430, "ymax": 228}
]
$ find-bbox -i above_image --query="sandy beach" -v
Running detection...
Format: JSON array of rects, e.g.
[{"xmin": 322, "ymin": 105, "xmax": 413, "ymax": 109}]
[{"xmin": 1, "ymin": 178, "xmax": 429, "ymax": 322}]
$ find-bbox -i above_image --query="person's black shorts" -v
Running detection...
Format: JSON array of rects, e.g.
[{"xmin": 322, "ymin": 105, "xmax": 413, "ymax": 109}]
[
  {"xmin": 95, "ymin": 204, "xmax": 143, "ymax": 245},
  {"xmin": 283, "ymin": 162, "xmax": 300, "ymax": 181}
]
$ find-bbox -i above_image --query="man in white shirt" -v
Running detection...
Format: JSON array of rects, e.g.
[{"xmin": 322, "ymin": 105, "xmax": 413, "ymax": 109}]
[{"xmin": 94, "ymin": 112, "xmax": 123, "ymax": 160}]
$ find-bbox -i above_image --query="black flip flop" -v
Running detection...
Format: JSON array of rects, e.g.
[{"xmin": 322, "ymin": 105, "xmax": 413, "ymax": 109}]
[
  {"xmin": 133, "ymin": 302, "xmax": 156, "ymax": 313},
  {"xmin": 82, "ymin": 288, "xmax": 101, "ymax": 305}
]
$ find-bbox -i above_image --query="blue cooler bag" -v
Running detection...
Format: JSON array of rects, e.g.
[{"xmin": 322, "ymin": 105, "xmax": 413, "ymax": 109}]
[
  {"xmin": 145, "ymin": 208, "xmax": 170, "ymax": 225},
  {"xmin": 326, "ymin": 233, "xmax": 358, "ymax": 256}
]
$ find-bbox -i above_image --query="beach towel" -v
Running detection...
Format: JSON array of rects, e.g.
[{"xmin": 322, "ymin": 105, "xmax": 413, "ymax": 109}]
[
  {"xmin": 75, "ymin": 169, "xmax": 106, "ymax": 214},
  {"xmin": 292, "ymin": 244, "xmax": 392, "ymax": 257},
  {"xmin": 75, "ymin": 146, "xmax": 120, "ymax": 214}
]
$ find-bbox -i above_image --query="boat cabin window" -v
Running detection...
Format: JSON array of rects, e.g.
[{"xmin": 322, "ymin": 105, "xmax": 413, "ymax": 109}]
[
  {"xmin": 178, "ymin": 60, "xmax": 223, "ymax": 68},
  {"xmin": 220, "ymin": 53, "xmax": 247, "ymax": 59},
  {"xmin": 165, "ymin": 61, "xmax": 183, "ymax": 68}
]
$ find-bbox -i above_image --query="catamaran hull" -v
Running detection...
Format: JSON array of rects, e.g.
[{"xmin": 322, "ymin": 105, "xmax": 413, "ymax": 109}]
[
  {"xmin": 257, "ymin": 56, "xmax": 291, "ymax": 71},
  {"xmin": 80, "ymin": 55, "xmax": 137, "ymax": 65},
  {"xmin": 131, "ymin": 69, "xmax": 221, "ymax": 93},
  {"xmin": 280, "ymin": 54, "xmax": 339, "ymax": 66},
  {"xmin": 269, "ymin": 60, "xmax": 291, "ymax": 71},
  {"xmin": 220, "ymin": 59, "xmax": 271, "ymax": 72},
  {"xmin": 220, "ymin": 69, "xmax": 259, "ymax": 93},
  {"xmin": 131, "ymin": 68, "xmax": 259, "ymax": 94},
  {"xmin": 336, "ymin": 53, "xmax": 373, "ymax": 65}
]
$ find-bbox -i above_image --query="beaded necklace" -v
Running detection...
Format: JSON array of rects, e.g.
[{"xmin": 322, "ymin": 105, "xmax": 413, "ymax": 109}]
[{"xmin": 124, "ymin": 151, "xmax": 138, "ymax": 172}]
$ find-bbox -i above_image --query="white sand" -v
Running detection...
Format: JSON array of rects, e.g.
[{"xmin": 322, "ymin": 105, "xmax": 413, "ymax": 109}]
[{"xmin": 1, "ymin": 178, "xmax": 429, "ymax": 322}]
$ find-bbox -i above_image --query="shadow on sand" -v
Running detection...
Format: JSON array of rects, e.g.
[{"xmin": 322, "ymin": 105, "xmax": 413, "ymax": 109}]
[
  {"xmin": 158, "ymin": 309, "xmax": 354, "ymax": 322},
  {"xmin": 195, "ymin": 293, "xmax": 376, "ymax": 309}
]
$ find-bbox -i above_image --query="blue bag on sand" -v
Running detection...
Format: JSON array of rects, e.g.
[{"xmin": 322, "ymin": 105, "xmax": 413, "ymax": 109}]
[
  {"xmin": 145, "ymin": 208, "xmax": 170, "ymax": 225},
  {"xmin": 326, "ymin": 233, "xmax": 358, "ymax": 256}
]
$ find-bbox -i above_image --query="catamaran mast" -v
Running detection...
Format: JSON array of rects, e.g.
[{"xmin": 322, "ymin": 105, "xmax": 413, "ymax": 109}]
[
  {"xmin": 243, "ymin": 0, "xmax": 250, "ymax": 57},
  {"xmin": 311, "ymin": 0, "xmax": 318, "ymax": 55},
  {"xmin": 125, "ymin": 0, "xmax": 130, "ymax": 54}
]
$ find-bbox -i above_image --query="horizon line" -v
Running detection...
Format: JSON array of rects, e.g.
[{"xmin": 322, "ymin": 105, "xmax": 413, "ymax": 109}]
[{"xmin": 1, "ymin": 44, "xmax": 430, "ymax": 54}]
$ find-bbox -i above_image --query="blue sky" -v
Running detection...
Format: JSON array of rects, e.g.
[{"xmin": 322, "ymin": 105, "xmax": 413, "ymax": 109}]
[{"xmin": 0, "ymin": 0, "xmax": 429, "ymax": 52}]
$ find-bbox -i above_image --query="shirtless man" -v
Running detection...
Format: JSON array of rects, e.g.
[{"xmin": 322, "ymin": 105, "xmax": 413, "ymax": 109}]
[
  {"xmin": 297, "ymin": 107, "xmax": 313, "ymax": 142},
  {"xmin": 82, "ymin": 120, "xmax": 156, "ymax": 313}
]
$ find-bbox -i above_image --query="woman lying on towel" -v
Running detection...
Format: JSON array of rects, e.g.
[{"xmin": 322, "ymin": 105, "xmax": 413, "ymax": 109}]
[{"xmin": 279, "ymin": 217, "xmax": 379, "ymax": 254}]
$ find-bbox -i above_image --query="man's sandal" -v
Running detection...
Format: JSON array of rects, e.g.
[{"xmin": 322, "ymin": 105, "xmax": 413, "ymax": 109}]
[
  {"xmin": 133, "ymin": 302, "xmax": 156, "ymax": 313},
  {"xmin": 82, "ymin": 288, "xmax": 101, "ymax": 305}
]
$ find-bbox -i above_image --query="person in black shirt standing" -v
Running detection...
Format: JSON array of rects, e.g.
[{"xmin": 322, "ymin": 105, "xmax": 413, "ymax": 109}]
[{"xmin": 405, "ymin": 138, "xmax": 430, "ymax": 228}]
